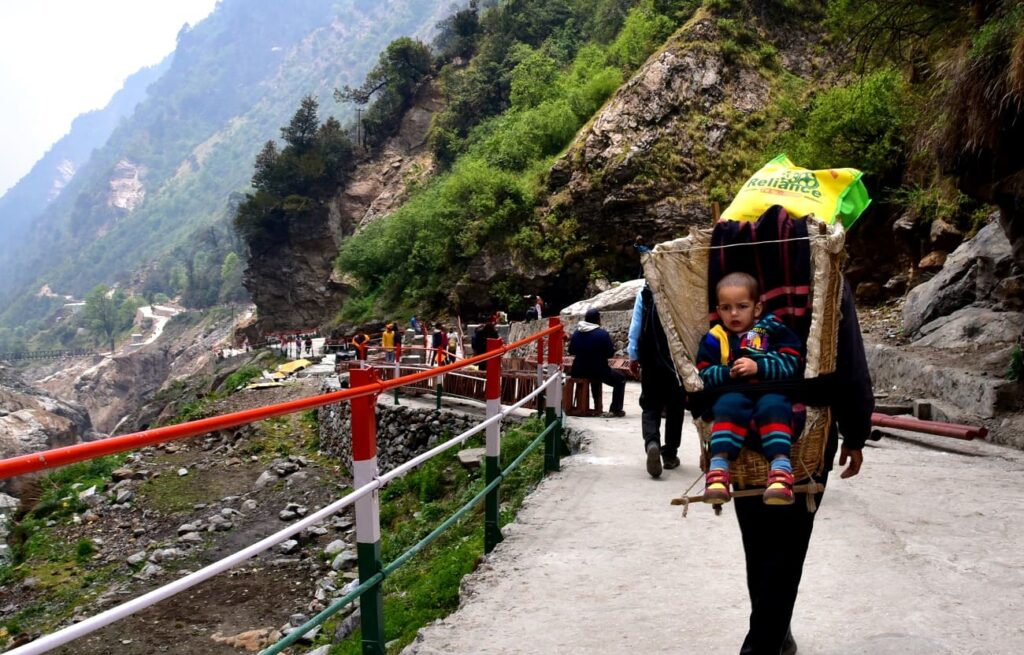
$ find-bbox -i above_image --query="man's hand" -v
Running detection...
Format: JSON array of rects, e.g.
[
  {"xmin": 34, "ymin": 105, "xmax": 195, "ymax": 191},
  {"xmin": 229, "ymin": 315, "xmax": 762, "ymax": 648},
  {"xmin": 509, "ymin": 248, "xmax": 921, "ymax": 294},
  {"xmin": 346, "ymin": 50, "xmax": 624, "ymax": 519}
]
[
  {"xmin": 730, "ymin": 357, "xmax": 757, "ymax": 378},
  {"xmin": 839, "ymin": 447, "xmax": 863, "ymax": 479},
  {"xmin": 628, "ymin": 360, "xmax": 640, "ymax": 379}
]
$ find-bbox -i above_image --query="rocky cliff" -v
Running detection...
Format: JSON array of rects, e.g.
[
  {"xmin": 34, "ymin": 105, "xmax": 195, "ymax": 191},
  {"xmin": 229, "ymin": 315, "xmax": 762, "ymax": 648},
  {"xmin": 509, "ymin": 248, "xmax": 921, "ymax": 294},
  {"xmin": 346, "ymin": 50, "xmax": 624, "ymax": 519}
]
[
  {"xmin": 543, "ymin": 10, "xmax": 827, "ymax": 289},
  {"xmin": 25, "ymin": 307, "xmax": 244, "ymax": 436},
  {"xmin": 0, "ymin": 365, "xmax": 97, "ymax": 495},
  {"xmin": 248, "ymin": 83, "xmax": 440, "ymax": 332}
]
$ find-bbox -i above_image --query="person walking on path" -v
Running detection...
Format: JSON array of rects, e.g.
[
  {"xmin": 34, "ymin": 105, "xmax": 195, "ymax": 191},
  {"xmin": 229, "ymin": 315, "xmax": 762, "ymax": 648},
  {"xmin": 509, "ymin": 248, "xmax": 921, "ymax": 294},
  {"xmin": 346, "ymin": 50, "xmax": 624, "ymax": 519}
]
[
  {"xmin": 568, "ymin": 308, "xmax": 626, "ymax": 417},
  {"xmin": 446, "ymin": 325, "xmax": 460, "ymax": 360},
  {"xmin": 382, "ymin": 323, "xmax": 396, "ymax": 363},
  {"xmin": 472, "ymin": 320, "xmax": 500, "ymax": 372},
  {"xmin": 429, "ymin": 323, "xmax": 443, "ymax": 366},
  {"xmin": 628, "ymin": 284, "xmax": 684, "ymax": 478},
  {"xmin": 440, "ymin": 325, "xmax": 450, "ymax": 365},
  {"xmin": 729, "ymin": 281, "xmax": 873, "ymax": 655},
  {"xmin": 351, "ymin": 332, "xmax": 370, "ymax": 362}
]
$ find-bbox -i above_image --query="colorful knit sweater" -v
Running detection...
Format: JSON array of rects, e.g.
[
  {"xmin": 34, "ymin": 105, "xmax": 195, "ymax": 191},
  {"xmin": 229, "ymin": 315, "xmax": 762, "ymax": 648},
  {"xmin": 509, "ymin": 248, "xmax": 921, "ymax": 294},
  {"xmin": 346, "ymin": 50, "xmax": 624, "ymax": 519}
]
[{"xmin": 696, "ymin": 313, "xmax": 803, "ymax": 390}]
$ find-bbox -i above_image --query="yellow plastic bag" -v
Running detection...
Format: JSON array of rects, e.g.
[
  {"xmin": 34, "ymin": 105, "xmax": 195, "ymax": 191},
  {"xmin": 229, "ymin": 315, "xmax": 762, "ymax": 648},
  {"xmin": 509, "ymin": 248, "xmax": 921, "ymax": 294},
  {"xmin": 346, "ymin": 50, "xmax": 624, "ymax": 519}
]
[{"xmin": 721, "ymin": 155, "xmax": 871, "ymax": 229}]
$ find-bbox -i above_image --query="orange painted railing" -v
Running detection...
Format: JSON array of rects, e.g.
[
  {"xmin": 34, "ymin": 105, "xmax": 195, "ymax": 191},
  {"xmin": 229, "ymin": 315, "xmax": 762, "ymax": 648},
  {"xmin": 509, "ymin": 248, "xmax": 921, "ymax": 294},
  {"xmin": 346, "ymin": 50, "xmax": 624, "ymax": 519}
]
[{"xmin": 0, "ymin": 322, "xmax": 564, "ymax": 482}]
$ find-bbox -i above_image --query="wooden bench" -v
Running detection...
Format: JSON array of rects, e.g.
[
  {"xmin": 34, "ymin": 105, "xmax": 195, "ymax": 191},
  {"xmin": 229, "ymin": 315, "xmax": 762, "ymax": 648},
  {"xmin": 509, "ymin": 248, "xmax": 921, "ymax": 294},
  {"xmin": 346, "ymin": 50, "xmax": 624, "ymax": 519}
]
[{"xmin": 563, "ymin": 377, "xmax": 603, "ymax": 417}]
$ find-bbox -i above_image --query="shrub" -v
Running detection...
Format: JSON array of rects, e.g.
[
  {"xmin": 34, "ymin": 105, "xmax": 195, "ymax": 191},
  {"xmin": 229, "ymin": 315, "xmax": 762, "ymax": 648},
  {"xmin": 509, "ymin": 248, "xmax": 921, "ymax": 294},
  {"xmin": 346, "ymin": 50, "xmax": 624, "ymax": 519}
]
[
  {"xmin": 607, "ymin": 1, "xmax": 676, "ymax": 71},
  {"xmin": 221, "ymin": 365, "xmax": 263, "ymax": 393},
  {"xmin": 1009, "ymin": 344, "xmax": 1023, "ymax": 382},
  {"xmin": 75, "ymin": 539, "xmax": 96, "ymax": 563},
  {"xmin": 780, "ymin": 68, "xmax": 910, "ymax": 176}
]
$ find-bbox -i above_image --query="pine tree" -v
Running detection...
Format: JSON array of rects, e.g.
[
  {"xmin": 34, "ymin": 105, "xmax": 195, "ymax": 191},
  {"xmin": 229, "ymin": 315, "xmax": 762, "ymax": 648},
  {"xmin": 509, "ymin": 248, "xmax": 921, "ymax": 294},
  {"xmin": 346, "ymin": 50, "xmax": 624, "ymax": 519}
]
[{"xmin": 281, "ymin": 95, "xmax": 320, "ymax": 152}]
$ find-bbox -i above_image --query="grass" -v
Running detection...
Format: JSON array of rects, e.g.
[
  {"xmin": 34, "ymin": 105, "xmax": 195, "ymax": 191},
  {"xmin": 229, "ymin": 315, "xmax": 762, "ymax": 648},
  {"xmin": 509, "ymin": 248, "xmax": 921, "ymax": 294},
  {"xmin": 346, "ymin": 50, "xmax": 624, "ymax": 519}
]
[
  {"xmin": 0, "ymin": 456, "xmax": 128, "ymax": 648},
  {"xmin": 220, "ymin": 364, "xmax": 265, "ymax": 392},
  {"xmin": 136, "ymin": 462, "xmax": 237, "ymax": 513},
  {"xmin": 320, "ymin": 417, "xmax": 552, "ymax": 654}
]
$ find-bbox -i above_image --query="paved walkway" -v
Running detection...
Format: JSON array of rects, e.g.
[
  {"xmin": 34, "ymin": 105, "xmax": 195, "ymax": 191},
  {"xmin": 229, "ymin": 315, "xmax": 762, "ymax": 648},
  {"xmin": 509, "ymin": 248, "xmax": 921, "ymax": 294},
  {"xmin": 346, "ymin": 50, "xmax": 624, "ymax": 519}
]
[{"xmin": 405, "ymin": 383, "xmax": 1024, "ymax": 655}]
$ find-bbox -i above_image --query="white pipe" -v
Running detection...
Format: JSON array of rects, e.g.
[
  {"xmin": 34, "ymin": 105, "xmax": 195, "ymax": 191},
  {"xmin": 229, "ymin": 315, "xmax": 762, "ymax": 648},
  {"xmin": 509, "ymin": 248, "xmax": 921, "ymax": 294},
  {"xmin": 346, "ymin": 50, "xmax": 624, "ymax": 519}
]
[
  {"xmin": 7, "ymin": 483, "xmax": 378, "ymax": 655},
  {"xmin": 9, "ymin": 371, "xmax": 561, "ymax": 654}
]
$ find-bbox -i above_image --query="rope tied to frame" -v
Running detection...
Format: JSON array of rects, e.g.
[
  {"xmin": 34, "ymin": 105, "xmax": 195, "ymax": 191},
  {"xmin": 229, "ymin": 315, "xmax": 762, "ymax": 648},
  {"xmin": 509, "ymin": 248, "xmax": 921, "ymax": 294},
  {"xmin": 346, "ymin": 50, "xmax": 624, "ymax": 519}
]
[{"xmin": 640, "ymin": 233, "xmax": 831, "ymax": 255}]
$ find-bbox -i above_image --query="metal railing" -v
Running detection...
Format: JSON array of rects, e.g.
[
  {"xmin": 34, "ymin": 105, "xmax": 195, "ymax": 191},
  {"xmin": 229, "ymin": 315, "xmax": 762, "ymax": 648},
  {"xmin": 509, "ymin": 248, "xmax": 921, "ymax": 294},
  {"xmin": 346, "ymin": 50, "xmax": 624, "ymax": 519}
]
[
  {"xmin": 0, "ymin": 317, "xmax": 566, "ymax": 655},
  {"xmin": 0, "ymin": 349, "xmax": 98, "ymax": 362}
]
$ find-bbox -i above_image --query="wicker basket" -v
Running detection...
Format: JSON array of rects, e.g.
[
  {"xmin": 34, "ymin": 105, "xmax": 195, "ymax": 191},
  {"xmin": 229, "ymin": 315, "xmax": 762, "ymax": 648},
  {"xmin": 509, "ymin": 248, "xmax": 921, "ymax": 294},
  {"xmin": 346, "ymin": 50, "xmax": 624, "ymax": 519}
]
[{"xmin": 642, "ymin": 216, "xmax": 846, "ymax": 491}]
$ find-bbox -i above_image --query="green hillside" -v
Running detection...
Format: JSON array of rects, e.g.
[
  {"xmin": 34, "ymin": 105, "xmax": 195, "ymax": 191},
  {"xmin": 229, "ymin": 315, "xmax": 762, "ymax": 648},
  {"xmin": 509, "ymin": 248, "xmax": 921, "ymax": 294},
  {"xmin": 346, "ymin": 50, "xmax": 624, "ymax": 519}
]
[
  {"xmin": 0, "ymin": 0, "xmax": 458, "ymax": 343},
  {"xmin": 323, "ymin": 0, "xmax": 1022, "ymax": 320}
]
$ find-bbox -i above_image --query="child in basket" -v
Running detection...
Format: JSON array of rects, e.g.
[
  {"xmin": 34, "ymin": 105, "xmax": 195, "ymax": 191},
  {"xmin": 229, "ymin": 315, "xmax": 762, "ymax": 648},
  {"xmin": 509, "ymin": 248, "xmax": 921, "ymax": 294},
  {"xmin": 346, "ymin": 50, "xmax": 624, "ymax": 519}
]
[{"xmin": 696, "ymin": 272, "xmax": 804, "ymax": 505}]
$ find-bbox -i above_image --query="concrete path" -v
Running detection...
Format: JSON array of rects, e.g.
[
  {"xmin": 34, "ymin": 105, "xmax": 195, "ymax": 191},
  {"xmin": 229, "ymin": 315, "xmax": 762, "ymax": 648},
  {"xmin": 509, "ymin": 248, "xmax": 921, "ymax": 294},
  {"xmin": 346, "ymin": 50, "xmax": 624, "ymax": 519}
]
[
  {"xmin": 405, "ymin": 383, "xmax": 1024, "ymax": 655},
  {"xmin": 138, "ymin": 304, "xmax": 180, "ymax": 346}
]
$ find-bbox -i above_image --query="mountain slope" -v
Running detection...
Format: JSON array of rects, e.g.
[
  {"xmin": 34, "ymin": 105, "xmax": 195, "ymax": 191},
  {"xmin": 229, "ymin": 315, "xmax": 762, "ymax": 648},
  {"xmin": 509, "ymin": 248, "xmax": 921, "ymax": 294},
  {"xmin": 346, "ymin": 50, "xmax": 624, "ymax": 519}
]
[
  {"xmin": 0, "ymin": 0, "xmax": 456, "ymax": 332},
  {"xmin": 0, "ymin": 60, "xmax": 169, "ymax": 300}
]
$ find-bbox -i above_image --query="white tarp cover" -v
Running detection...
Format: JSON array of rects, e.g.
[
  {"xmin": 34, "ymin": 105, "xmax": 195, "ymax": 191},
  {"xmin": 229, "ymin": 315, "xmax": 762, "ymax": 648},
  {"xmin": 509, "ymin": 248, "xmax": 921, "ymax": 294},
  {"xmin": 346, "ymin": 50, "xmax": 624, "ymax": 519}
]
[{"xmin": 640, "ymin": 219, "xmax": 846, "ymax": 394}]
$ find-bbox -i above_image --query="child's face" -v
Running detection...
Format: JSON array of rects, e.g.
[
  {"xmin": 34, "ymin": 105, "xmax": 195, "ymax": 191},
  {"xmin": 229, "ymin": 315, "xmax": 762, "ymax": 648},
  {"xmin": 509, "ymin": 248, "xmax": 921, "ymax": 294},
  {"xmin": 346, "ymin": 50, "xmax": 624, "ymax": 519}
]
[{"xmin": 716, "ymin": 285, "xmax": 762, "ymax": 334}]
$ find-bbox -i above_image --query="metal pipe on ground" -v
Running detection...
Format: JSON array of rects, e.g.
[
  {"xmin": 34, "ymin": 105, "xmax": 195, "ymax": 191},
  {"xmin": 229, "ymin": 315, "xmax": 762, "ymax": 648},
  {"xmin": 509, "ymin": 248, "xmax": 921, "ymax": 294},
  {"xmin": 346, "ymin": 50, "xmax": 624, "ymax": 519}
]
[{"xmin": 870, "ymin": 413, "xmax": 988, "ymax": 441}]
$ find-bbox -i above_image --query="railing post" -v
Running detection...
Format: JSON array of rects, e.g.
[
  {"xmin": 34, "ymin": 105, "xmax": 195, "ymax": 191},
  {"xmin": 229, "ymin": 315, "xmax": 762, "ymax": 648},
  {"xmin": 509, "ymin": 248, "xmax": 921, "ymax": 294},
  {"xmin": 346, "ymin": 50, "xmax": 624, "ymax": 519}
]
[
  {"xmin": 349, "ymin": 368, "xmax": 385, "ymax": 655},
  {"xmin": 393, "ymin": 344, "xmax": 401, "ymax": 405},
  {"xmin": 435, "ymin": 382, "xmax": 443, "ymax": 410},
  {"xmin": 536, "ymin": 336, "xmax": 546, "ymax": 418},
  {"xmin": 484, "ymin": 336, "xmax": 504, "ymax": 553},
  {"xmin": 544, "ymin": 317, "xmax": 565, "ymax": 473}
]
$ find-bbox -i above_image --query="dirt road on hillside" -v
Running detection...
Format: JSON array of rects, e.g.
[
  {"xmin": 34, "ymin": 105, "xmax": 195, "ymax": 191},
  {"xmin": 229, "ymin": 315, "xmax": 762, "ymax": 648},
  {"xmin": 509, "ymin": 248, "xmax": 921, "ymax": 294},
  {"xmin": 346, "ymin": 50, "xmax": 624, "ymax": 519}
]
[{"xmin": 405, "ymin": 383, "xmax": 1024, "ymax": 655}]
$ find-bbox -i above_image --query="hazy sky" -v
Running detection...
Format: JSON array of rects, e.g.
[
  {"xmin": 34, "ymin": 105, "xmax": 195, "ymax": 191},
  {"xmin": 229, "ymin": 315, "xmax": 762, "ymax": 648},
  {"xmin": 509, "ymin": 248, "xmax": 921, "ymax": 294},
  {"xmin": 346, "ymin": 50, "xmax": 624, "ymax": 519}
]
[{"xmin": 0, "ymin": 0, "xmax": 219, "ymax": 196}]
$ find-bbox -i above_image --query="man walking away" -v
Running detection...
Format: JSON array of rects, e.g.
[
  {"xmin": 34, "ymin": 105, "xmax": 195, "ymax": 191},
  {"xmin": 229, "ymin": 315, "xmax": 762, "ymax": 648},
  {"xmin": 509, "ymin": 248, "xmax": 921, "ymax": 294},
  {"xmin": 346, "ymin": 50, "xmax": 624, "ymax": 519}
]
[
  {"xmin": 568, "ymin": 308, "xmax": 626, "ymax": 417},
  {"xmin": 628, "ymin": 284, "xmax": 684, "ymax": 478}
]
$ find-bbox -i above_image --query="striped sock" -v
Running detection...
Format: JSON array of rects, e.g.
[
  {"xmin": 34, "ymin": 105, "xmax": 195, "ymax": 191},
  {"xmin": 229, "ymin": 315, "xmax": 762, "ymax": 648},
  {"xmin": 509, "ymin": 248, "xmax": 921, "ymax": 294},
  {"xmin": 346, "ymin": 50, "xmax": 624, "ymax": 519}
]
[
  {"xmin": 710, "ymin": 455, "xmax": 730, "ymax": 472},
  {"xmin": 770, "ymin": 456, "xmax": 792, "ymax": 474}
]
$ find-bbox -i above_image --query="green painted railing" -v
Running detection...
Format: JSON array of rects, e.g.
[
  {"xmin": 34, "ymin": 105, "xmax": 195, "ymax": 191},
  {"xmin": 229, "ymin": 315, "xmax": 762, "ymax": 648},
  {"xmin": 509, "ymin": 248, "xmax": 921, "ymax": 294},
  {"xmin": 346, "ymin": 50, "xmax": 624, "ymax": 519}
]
[{"xmin": 260, "ymin": 413, "xmax": 563, "ymax": 655}]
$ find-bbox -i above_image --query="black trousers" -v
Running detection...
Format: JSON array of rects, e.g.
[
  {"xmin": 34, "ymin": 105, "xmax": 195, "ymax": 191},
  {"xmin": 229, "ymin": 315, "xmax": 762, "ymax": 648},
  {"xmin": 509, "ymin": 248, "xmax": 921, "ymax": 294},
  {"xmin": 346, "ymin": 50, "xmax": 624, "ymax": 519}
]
[
  {"xmin": 735, "ymin": 473, "xmax": 828, "ymax": 655},
  {"xmin": 639, "ymin": 369, "xmax": 683, "ymax": 457},
  {"xmin": 588, "ymin": 370, "xmax": 626, "ymax": 413}
]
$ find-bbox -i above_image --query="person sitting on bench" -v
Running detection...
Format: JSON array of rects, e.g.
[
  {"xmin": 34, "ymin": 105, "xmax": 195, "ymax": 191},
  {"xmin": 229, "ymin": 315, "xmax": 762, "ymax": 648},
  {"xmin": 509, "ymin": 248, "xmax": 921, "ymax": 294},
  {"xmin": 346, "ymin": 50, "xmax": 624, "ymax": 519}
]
[{"xmin": 569, "ymin": 308, "xmax": 626, "ymax": 418}]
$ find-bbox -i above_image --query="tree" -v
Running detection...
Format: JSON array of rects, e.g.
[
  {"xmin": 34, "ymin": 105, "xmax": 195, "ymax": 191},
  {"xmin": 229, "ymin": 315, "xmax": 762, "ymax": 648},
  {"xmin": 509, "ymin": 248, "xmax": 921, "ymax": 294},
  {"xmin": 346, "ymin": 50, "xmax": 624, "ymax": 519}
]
[
  {"xmin": 336, "ymin": 37, "xmax": 433, "ymax": 105},
  {"xmin": 315, "ymin": 117, "xmax": 355, "ymax": 190},
  {"xmin": 84, "ymin": 285, "xmax": 121, "ymax": 353},
  {"xmin": 252, "ymin": 140, "xmax": 282, "ymax": 193},
  {"xmin": 509, "ymin": 46, "xmax": 560, "ymax": 109},
  {"xmin": 281, "ymin": 95, "xmax": 320, "ymax": 152},
  {"xmin": 219, "ymin": 252, "xmax": 248, "ymax": 303},
  {"xmin": 335, "ymin": 37, "xmax": 433, "ymax": 144},
  {"xmin": 433, "ymin": 1, "xmax": 481, "ymax": 62}
]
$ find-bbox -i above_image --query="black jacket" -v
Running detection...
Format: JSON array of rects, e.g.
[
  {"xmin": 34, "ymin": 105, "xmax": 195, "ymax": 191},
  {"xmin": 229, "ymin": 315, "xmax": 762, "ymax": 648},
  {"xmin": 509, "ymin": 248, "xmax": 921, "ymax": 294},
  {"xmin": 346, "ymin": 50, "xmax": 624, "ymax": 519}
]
[
  {"xmin": 638, "ymin": 285, "xmax": 679, "ymax": 377},
  {"xmin": 568, "ymin": 325, "xmax": 615, "ymax": 379}
]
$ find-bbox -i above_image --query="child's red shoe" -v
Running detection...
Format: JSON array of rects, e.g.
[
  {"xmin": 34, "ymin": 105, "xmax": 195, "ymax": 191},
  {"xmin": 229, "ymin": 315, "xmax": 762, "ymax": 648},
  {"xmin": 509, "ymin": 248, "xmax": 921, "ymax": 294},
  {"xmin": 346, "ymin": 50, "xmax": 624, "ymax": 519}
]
[
  {"xmin": 703, "ymin": 468, "xmax": 731, "ymax": 505},
  {"xmin": 763, "ymin": 469, "xmax": 795, "ymax": 506}
]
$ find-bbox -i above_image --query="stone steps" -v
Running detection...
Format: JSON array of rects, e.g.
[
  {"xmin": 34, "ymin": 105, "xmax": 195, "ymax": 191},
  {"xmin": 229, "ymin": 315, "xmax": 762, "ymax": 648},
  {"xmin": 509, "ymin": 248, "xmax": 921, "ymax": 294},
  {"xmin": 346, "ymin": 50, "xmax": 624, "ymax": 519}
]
[{"xmin": 866, "ymin": 343, "xmax": 1022, "ymax": 420}]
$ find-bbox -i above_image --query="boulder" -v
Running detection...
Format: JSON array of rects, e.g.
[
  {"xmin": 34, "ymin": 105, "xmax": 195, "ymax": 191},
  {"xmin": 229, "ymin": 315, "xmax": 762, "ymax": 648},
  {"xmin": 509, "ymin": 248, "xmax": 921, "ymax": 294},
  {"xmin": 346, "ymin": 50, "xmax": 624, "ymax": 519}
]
[
  {"xmin": 903, "ymin": 221, "xmax": 1017, "ymax": 335},
  {"xmin": 331, "ymin": 549, "xmax": 358, "ymax": 571},
  {"xmin": 457, "ymin": 448, "xmax": 486, "ymax": 470},
  {"xmin": 855, "ymin": 282, "xmax": 882, "ymax": 304},
  {"xmin": 918, "ymin": 250, "xmax": 948, "ymax": 269},
  {"xmin": 883, "ymin": 274, "xmax": 908, "ymax": 296},
  {"xmin": 994, "ymin": 275, "xmax": 1024, "ymax": 310},
  {"xmin": 929, "ymin": 218, "xmax": 963, "ymax": 251},
  {"xmin": 913, "ymin": 308, "xmax": 1024, "ymax": 350}
]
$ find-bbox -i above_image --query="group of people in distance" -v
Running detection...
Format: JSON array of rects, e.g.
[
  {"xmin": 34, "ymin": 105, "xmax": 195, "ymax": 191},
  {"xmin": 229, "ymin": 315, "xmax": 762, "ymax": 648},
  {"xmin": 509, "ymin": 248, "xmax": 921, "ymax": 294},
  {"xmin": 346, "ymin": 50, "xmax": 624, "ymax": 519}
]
[
  {"xmin": 409, "ymin": 316, "xmax": 463, "ymax": 365},
  {"xmin": 566, "ymin": 258, "xmax": 872, "ymax": 654}
]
